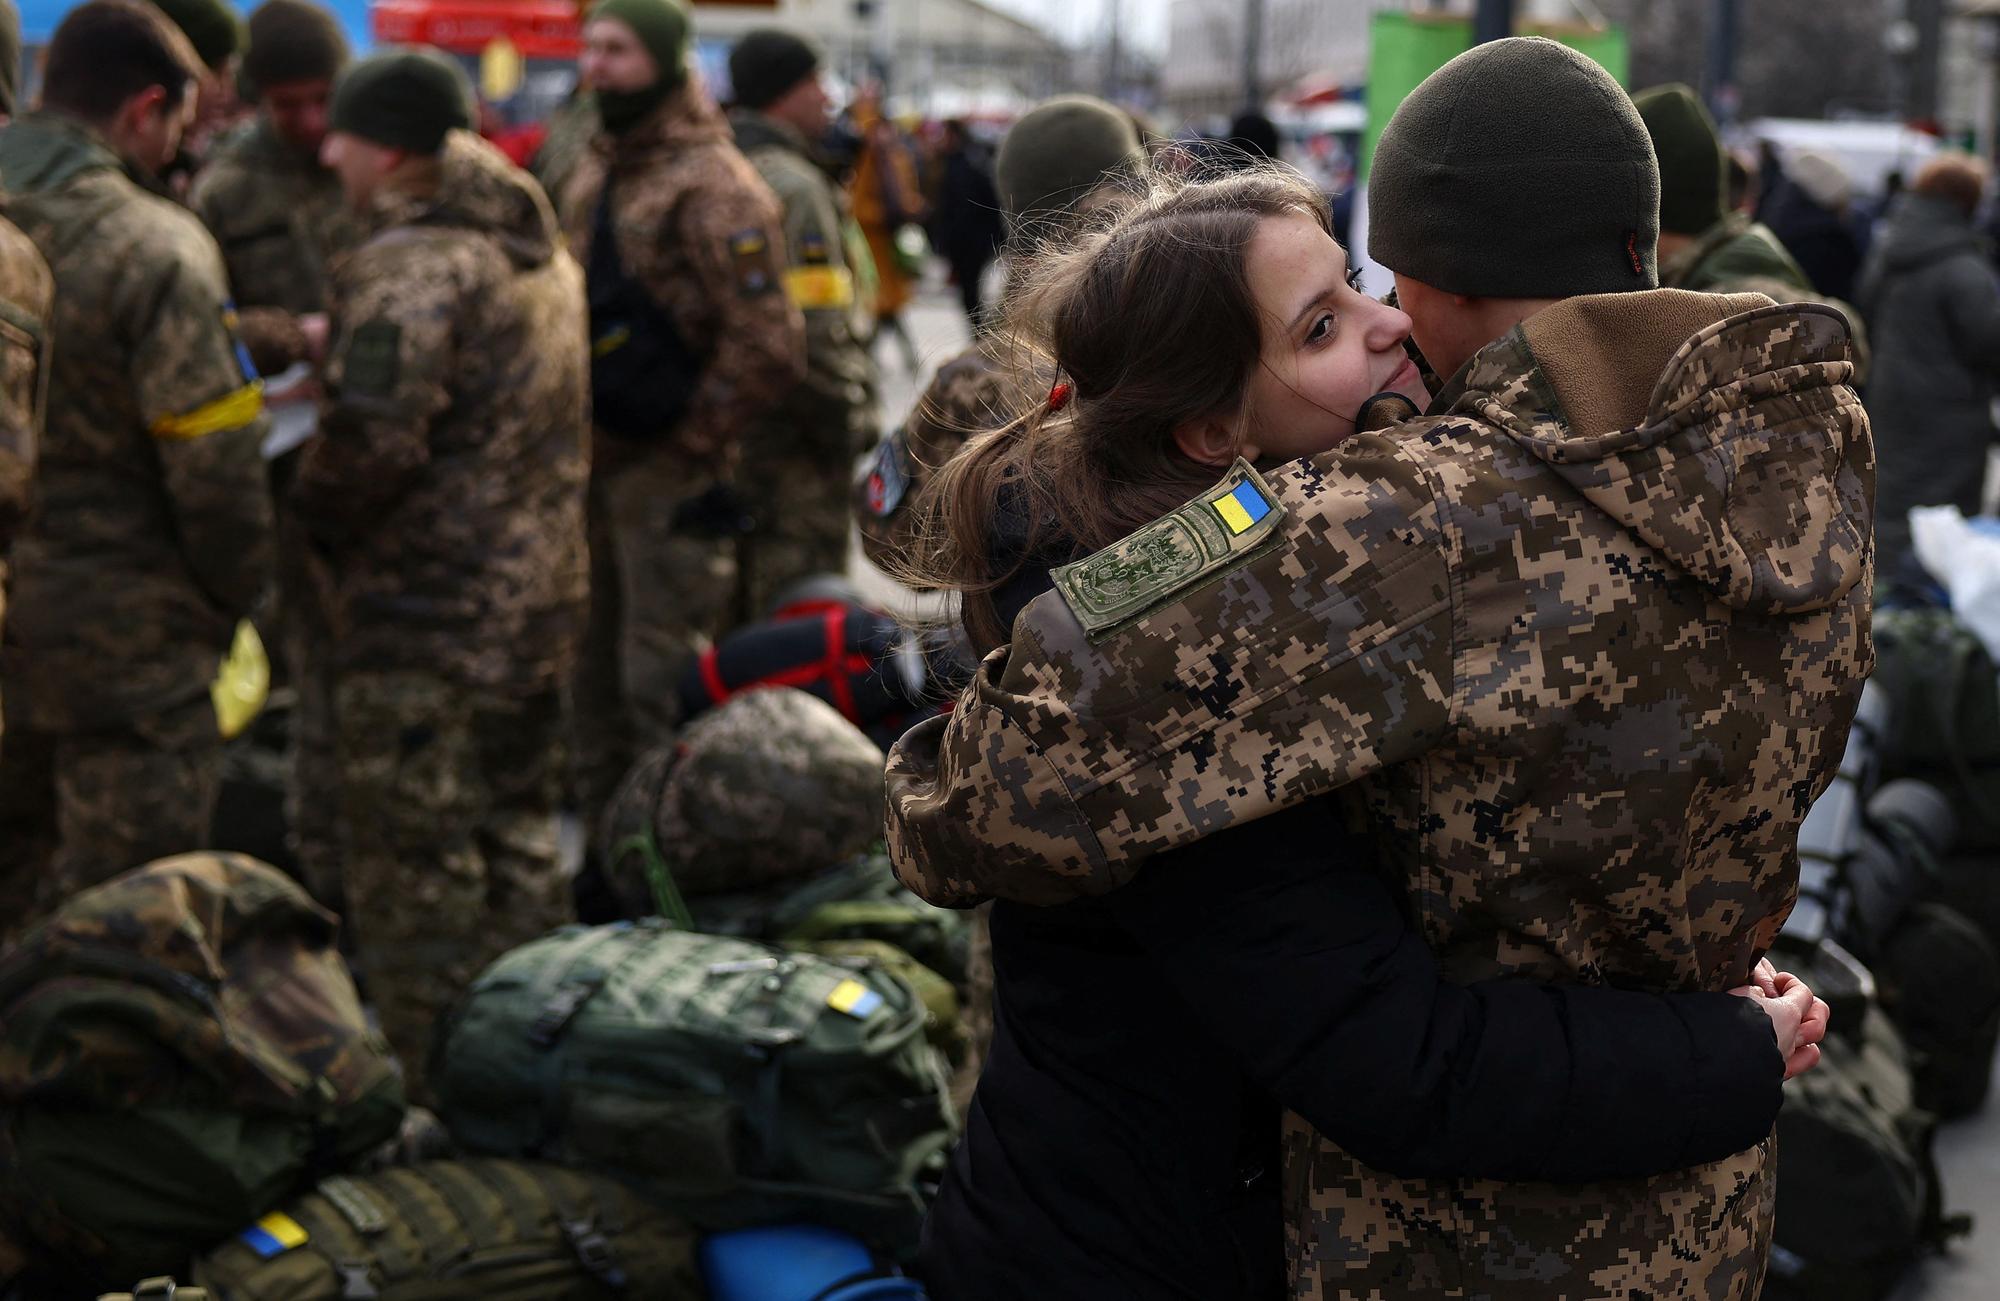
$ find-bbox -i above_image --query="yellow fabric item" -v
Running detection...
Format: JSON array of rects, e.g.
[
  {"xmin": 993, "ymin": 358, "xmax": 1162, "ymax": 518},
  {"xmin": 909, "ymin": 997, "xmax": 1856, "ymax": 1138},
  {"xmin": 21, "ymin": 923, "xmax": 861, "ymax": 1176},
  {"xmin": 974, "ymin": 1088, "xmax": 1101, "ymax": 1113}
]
[
  {"xmin": 783, "ymin": 266, "xmax": 855, "ymax": 310},
  {"xmin": 151, "ymin": 382, "xmax": 264, "ymax": 442},
  {"xmin": 210, "ymin": 620, "xmax": 269, "ymax": 740}
]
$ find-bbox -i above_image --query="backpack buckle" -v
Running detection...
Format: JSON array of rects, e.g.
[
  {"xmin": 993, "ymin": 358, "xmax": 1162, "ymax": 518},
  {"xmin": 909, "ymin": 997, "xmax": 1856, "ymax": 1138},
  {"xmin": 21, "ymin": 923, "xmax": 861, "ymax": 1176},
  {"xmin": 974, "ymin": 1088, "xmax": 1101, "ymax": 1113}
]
[
  {"xmin": 528, "ymin": 980, "xmax": 602, "ymax": 1049},
  {"xmin": 561, "ymin": 1218, "xmax": 627, "ymax": 1287},
  {"xmin": 336, "ymin": 1261, "xmax": 382, "ymax": 1300}
]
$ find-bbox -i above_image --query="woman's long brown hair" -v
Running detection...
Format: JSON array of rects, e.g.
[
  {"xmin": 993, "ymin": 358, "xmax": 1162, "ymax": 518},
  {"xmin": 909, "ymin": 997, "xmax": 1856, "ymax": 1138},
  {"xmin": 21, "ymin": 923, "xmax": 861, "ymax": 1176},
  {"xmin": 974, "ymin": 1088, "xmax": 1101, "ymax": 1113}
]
[{"xmin": 896, "ymin": 165, "xmax": 1333, "ymax": 653}]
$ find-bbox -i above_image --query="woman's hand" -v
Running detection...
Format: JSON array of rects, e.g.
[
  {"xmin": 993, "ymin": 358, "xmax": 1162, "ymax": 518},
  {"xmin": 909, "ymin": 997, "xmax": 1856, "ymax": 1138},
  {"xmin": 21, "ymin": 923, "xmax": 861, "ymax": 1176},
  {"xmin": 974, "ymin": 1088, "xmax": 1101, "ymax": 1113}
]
[{"xmin": 1731, "ymin": 971, "xmax": 1830, "ymax": 1079}]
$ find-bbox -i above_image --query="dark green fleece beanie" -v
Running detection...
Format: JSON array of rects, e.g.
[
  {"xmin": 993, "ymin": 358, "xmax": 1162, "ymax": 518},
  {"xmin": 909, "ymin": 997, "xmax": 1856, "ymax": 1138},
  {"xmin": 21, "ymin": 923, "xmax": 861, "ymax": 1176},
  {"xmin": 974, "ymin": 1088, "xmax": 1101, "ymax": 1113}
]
[
  {"xmin": 1369, "ymin": 37, "xmax": 1659, "ymax": 298},
  {"xmin": 153, "ymin": 0, "xmax": 242, "ymax": 72},
  {"xmin": 730, "ymin": 28, "xmax": 820, "ymax": 111},
  {"xmin": 0, "ymin": 0, "xmax": 21, "ymax": 117},
  {"xmin": 1634, "ymin": 83, "xmax": 1728, "ymax": 237},
  {"xmin": 244, "ymin": 0, "xmax": 348, "ymax": 93},
  {"xmin": 329, "ymin": 48, "xmax": 473, "ymax": 155},
  {"xmin": 996, "ymin": 95, "xmax": 1144, "ymax": 227}
]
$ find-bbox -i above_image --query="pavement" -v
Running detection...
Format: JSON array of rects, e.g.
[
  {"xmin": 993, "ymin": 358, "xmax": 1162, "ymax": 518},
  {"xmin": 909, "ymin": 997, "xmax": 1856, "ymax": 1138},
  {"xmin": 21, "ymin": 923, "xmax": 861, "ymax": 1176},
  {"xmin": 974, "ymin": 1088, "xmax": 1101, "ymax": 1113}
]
[{"xmin": 875, "ymin": 266, "xmax": 2000, "ymax": 1297}]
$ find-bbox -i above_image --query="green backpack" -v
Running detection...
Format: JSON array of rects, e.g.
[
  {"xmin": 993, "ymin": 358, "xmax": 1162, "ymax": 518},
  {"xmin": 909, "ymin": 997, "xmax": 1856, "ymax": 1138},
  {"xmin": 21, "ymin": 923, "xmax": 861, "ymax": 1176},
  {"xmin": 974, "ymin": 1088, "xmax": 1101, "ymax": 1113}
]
[
  {"xmin": 191, "ymin": 1160, "xmax": 700, "ymax": 1300},
  {"xmin": 0, "ymin": 854, "xmax": 405, "ymax": 1293},
  {"xmin": 431, "ymin": 922, "xmax": 956, "ymax": 1253},
  {"xmin": 1870, "ymin": 607, "xmax": 2000, "ymax": 850},
  {"xmin": 1764, "ymin": 943, "xmax": 1972, "ymax": 1301},
  {"xmin": 1876, "ymin": 901, "xmax": 2000, "ymax": 1119},
  {"xmin": 688, "ymin": 851, "xmax": 973, "ymax": 1064}
]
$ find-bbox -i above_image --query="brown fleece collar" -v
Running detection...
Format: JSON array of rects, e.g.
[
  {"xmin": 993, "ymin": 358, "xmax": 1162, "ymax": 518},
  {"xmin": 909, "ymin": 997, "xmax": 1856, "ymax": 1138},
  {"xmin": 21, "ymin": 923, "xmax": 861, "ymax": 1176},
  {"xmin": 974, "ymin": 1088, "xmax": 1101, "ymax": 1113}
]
[{"xmin": 1520, "ymin": 288, "xmax": 1771, "ymax": 437}]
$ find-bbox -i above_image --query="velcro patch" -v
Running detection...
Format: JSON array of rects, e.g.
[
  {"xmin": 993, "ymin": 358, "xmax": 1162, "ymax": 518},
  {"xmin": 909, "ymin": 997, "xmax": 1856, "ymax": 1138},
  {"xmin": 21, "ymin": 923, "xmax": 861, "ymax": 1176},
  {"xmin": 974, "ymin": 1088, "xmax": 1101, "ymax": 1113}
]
[
  {"xmin": 1053, "ymin": 458, "xmax": 1286, "ymax": 640},
  {"xmin": 240, "ymin": 1210, "xmax": 308, "ymax": 1258},
  {"xmin": 729, "ymin": 228, "xmax": 778, "ymax": 297},
  {"xmin": 342, "ymin": 319, "xmax": 402, "ymax": 397},
  {"xmin": 863, "ymin": 434, "xmax": 910, "ymax": 517}
]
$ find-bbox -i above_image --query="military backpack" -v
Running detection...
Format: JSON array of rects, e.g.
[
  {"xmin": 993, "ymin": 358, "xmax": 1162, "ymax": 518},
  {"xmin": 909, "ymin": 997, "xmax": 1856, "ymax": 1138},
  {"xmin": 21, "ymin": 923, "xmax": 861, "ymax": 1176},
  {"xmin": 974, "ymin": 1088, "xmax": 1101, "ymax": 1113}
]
[
  {"xmin": 192, "ymin": 1160, "xmax": 700, "ymax": 1300},
  {"xmin": 0, "ymin": 855, "xmax": 405, "ymax": 1293},
  {"xmin": 431, "ymin": 922, "xmax": 956, "ymax": 1253},
  {"xmin": 1871, "ymin": 606, "xmax": 2000, "ymax": 850}
]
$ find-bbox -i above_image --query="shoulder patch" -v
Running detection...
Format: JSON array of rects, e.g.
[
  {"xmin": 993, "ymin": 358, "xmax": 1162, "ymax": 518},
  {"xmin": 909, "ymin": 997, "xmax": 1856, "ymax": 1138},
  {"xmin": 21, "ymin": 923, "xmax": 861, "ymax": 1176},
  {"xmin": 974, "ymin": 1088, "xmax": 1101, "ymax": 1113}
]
[
  {"xmin": 342, "ymin": 319, "xmax": 401, "ymax": 396},
  {"xmin": 1052, "ymin": 458, "xmax": 1287, "ymax": 640},
  {"xmin": 863, "ymin": 432, "xmax": 911, "ymax": 517},
  {"xmin": 729, "ymin": 227, "xmax": 778, "ymax": 297}
]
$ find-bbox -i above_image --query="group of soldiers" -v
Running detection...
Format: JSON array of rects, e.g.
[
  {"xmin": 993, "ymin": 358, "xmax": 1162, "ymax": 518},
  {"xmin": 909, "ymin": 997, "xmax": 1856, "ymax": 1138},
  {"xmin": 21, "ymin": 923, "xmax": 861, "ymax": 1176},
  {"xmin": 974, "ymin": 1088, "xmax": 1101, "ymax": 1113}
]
[{"xmin": 0, "ymin": 0, "xmax": 891, "ymax": 1105}]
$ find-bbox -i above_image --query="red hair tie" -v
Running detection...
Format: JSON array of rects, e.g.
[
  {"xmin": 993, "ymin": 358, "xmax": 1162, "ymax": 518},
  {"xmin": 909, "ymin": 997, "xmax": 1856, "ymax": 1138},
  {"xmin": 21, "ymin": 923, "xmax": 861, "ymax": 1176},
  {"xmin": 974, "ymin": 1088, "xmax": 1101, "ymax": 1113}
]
[{"xmin": 1047, "ymin": 382, "xmax": 1073, "ymax": 412}]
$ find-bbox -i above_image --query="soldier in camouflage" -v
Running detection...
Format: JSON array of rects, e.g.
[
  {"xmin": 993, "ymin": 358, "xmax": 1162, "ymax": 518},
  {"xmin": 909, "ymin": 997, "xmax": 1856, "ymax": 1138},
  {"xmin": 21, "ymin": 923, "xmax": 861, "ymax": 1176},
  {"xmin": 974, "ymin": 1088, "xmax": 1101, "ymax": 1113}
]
[
  {"xmin": 188, "ymin": 0, "xmax": 359, "ymax": 913},
  {"xmin": 300, "ymin": 50, "xmax": 588, "ymax": 1101},
  {"xmin": 0, "ymin": 0, "xmax": 54, "ymax": 756},
  {"xmin": 561, "ymin": 0, "xmax": 807, "ymax": 822},
  {"xmin": 886, "ymin": 40, "xmax": 1873, "ymax": 1299},
  {"xmin": 0, "ymin": 0, "xmax": 274, "ymax": 935},
  {"xmin": 854, "ymin": 95, "xmax": 1143, "ymax": 581},
  {"xmin": 727, "ymin": 29, "xmax": 878, "ymax": 615}
]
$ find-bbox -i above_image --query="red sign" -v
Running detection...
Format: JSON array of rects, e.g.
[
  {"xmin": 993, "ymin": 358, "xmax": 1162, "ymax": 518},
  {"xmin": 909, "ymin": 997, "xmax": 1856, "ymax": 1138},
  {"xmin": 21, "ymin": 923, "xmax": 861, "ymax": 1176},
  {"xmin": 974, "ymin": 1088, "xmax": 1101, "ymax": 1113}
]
[{"xmin": 373, "ymin": 0, "xmax": 584, "ymax": 60}]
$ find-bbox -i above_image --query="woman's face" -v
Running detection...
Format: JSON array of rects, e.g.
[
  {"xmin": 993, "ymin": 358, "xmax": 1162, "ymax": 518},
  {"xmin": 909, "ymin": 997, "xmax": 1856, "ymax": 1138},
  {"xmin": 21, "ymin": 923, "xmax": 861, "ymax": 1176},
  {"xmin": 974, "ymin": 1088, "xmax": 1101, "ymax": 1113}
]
[{"xmin": 1237, "ymin": 211, "xmax": 1430, "ymax": 461}]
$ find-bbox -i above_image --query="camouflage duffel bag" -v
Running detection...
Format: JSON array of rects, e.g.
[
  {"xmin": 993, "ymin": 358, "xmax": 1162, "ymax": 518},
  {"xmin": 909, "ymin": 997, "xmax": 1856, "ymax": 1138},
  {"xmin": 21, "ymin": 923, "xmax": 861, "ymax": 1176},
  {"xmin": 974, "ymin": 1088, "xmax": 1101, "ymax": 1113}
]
[
  {"xmin": 191, "ymin": 1160, "xmax": 700, "ymax": 1299},
  {"xmin": 431, "ymin": 921, "xmax": 955, "ymax": 1254},
  {"xmin": 0, "ymin": 854, "xmax": 405, "ymax": 1293}
]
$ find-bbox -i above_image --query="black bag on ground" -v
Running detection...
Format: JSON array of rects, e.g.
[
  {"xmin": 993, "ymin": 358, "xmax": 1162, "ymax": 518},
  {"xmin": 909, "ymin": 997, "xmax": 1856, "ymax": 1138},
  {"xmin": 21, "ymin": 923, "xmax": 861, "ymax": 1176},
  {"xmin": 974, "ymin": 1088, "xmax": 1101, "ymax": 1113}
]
[
  {"xmin": 1763, "ymin": 939, "xmax": 1971, "ymax": 1301},
  {"xmin": 1840, "ymin": 779, "xmax": 1954, "ymax": 957},
  {"xmin": 1870, "ymin": 607, "xmax": 2000, "ymax": 850},
  {"xmin": 191, "ymin": 1160, "xmax": 701, "ymax": 1299},
  {"xmin": 1875, "ymin": 901, "xmax": 2000, "ymax": 1118}
]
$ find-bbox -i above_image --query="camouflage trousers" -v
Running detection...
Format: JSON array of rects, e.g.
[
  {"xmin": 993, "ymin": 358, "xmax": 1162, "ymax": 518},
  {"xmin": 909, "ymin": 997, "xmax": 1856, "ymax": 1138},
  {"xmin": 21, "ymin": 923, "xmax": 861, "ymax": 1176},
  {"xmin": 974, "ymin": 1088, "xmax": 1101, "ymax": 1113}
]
[
  {"xmin": 0, "ymin": 692, "xmax": 221, "ymax": 942},
  {"xmin": 737, "ymin": 430, "xmax": 869, "ymax": 619},
  {"xmin": 571, "ymin": 450, "xmax": 739, "ymax": 821},
  {"xmin": 1282, "ymin": 1117, "xmax": 1775, "ymax": 1299},
  {"xmin": 277, "ymin": 510, "xmax": 344, "ymax": 916},
  {"xmin": 333, "ymin": 670, "xmax": 573, "ymax": 1105}
]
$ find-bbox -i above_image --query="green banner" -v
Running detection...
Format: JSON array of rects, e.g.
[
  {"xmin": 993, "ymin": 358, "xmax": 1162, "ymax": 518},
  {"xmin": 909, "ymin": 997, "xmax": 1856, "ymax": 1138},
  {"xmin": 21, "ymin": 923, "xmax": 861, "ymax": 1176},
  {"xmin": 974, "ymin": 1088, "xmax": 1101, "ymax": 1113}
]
[{"xmin": 1362, "ymin": 14, "xmax": 1630, "ymax": 180}]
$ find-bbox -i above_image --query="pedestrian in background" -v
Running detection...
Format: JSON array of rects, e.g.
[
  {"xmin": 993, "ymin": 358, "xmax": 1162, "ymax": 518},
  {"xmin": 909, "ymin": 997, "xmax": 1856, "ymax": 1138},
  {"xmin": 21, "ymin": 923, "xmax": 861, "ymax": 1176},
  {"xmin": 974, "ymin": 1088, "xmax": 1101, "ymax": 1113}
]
[
  {"xmin": 1765, "ymin": 149, "xmax": 1864, "ymax": 303},
  {"xmin": 850, "ymin": 89, "xmax": 925, "ymax": 374},
  {"xmin": 560, "ymin": 0, "xmax": 804, "ymax": 827},
  {"xmin": 929, "ymin": 118, "xmax": 1002, "ymax": 331},
  {"xmin": 0, "ymin": 0, "xmax": 273, "ymax": 934},
  {"xmin": 1860, "ymin": 151, "xmax": 2000, "ymax": 576},
  {"xmin": 727, "ymin": 28, "xmax": 878, "ymax": 615},
  {"xmin": 148, "ymin": 0, "xmax": 246, "ymax": 188},
  {"xmin": 300, "ymin": 48, "xmax": 588, "ymax": 1101}
]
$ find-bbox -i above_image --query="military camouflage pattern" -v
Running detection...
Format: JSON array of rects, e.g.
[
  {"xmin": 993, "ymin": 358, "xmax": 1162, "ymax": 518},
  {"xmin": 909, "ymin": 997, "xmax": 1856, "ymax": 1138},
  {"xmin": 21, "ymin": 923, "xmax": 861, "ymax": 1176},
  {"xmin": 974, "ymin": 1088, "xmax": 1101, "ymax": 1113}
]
[
  {"xmin": 294, "ymin": 130, "xmax": 589, "ymax": 693},
  {"xmin": 0, "ymin": 695, "xmax": 220, "ymax": 943},
  {"xmin": 1662, "ymin": 214, "xmax": 1873, "ymax": 384},
  {"xmin": 334, "ymin": 670, "xmax": 572, "ymax": 1105},
  {"xmin": 562, "ymin": 85, "xmax": 804, "ymax": 817},
  {"xmin": 730, "ymin": 109, "xmax": 878, "ymax": 613},
  {"xmin": 887, "ymin": 290, "xmax": 1875, "ymax": 1298},
  {"xmin": 854, "ymin": 339, "xmax": 1035, "ymax": 577},
  {"xmin": 559, "ymin": 84, "xmax": 804, "ymax": 463},
  {"xmin": 189, "ymin": 116, "xmax": 362, "ymax": 373},
  {"xmin": 600, "ymin": 686, "xmax": 890, "ymax": 910},
  {"xmin": 0, "ymin": 211, "xmax": 50, "ymax": 563},
  {"xmin": 0, "ymin": 110, "xmax": 274, "ymax": 734},
  {"xmin": 0, "ymin": 852, "xmax": 404, "ymax": 1287}
]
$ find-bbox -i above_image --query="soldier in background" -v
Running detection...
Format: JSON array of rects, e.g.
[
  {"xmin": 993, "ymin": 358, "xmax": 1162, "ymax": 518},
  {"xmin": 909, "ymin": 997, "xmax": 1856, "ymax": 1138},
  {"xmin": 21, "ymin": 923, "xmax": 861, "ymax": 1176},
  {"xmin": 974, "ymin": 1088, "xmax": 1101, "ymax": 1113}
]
[
  {"xmin": 560, "ymin": 0, "xmax": 805, "ymax": 825},
  {"xmin": 0, "ymin": 0, "xmax": 273, "ymax": 932},
  {"xmin": 854, "ymin": 95, "xmax": 1144, "ymax": 582},
  {"xmin": 149, "ymin": 0, "xmax": 246, "ymax": 187},
  {"xmin": 727, "ymin": 28, "xmax": 877, "ymax": 615},
  {"xmin": 301, "ymin": 49, "xmax": 589, "ymax": 1100},
  {"xmin": 0, "ymin": 0, "xmax": 55, "ymax": 750},
  {"xmin": 190, "ymin": 0, "xmax": 359, "ymax": 911}
]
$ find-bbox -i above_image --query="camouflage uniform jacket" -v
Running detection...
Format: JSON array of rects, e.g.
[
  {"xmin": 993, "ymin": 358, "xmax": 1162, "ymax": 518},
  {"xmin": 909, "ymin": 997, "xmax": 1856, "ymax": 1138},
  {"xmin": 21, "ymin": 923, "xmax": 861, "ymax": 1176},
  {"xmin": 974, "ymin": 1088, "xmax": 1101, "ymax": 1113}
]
[
  {"xmin": 854, "ymin": 338, "xmax": 1037, "ymax": 576},
  {"xmin": 0, "ymin": 210, "xmax": 51, "ymax": 557},
  {"xmin": 0, "ymin": 111, "xmax": 274, "ymax": 731},
  {"xmin": 729, "ymin": 110, "xmax": 874, "ymax": 429},
  {"xmin": 886, "ymin": 290, "xmax": 1875, "ymax": 1298},
  {"xmin": 189, "ymin": 116, "xmax": 364, "ymax": 375},
  {"xmin": 293, "ymin": 131, "xmax": 589, "ymax": 694},
  {"xmin": 560, "ymin": 84, "xmax": 805, "ymax": 464}
]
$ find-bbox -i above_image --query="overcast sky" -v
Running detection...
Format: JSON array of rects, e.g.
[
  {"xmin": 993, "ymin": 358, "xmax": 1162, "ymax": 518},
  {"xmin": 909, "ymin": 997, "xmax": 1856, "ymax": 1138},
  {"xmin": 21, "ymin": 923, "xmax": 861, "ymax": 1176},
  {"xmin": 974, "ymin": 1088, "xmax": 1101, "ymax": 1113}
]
[{"xmin": 987, "ymin": 0, "xmax": 1173, "ymax": 56}]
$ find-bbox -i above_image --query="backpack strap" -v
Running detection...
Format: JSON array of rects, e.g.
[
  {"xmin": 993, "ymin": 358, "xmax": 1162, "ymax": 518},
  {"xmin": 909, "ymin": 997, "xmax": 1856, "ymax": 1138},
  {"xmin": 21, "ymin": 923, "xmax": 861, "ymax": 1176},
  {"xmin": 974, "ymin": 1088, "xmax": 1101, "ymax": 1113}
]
[{"xmin": 523, "ymin": 1165, "xmax": 629, "ymax": 1290}]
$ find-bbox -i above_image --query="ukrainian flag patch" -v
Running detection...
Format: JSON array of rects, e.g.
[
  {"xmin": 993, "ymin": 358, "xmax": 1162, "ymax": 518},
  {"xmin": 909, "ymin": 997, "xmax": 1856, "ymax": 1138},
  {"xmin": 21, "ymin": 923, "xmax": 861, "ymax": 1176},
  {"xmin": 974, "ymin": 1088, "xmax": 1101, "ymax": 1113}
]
[
  {"xmin": 1211, "ymin": 478, "xmax": 1272, "ymax": 535},
  {"xmin": 827, "ymin": 979, "xmax": 883, "ymax": 1019},
  {"xmin": 240, "ymin": 1210, "xmax": 308, "ymax": 1258}
]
